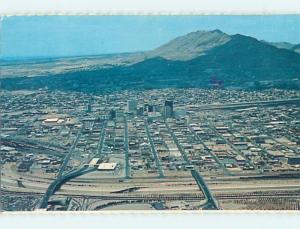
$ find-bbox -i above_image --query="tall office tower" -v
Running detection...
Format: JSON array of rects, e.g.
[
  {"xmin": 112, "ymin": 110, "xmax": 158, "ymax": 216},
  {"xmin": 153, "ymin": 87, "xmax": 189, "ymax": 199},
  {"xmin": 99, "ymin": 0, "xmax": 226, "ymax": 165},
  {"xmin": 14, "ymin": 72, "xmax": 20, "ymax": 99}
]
[
  {"xmin": 148, "ymin": 105, "xmax": 154, "ymax": 112},
  {"xmin": 164, "ymin": 100, "xmax": 174, "ymax": 119},
  {"xmin": 86, "ymin": 103, "xmax": 92, "ymax": 113},
  {"xmin": 109, "ymin": 109, "xmax": 116, "ymax": 120},
  {"xmin": 144, "ymin": 104, "xmax": 149, "ymax": 112},
  {"xmin": 137, "ymin": 107, "xmax": 144, "ymax": 116},
  {"xmin": 144, "ymin": 104, "xmax": 154, "ymax": 113},
  {"xmin": 127, "ymin": 100, "xmax": 138, "ymax": 113}
]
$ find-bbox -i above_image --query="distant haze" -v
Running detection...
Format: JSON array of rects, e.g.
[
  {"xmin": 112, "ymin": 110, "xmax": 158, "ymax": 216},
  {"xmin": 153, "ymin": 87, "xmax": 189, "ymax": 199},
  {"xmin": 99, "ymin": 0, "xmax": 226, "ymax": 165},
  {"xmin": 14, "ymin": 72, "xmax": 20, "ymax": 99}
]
[{"xmin": 1, "ymin": 15, "xmax": 300, "ymax": 59}]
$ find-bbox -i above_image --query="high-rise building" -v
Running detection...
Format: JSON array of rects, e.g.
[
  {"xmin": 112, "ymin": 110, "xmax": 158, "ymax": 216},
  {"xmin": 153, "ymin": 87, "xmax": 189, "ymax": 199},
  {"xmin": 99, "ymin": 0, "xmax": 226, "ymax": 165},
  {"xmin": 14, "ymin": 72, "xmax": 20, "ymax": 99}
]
[
  {"xmin": 86, "ymin": 103, "xmax": 92, "ymax": 113},
  {"xmin": 164, "ymin": 100, "xmax": 174, "ymax": 119},
  {"xmin": 148, "ymin": 105, "xmax": 154, "ymax": 112},
  {"xmin": 137, "ymin": 107, "xmax": 144, "ymax": 116},
  {"xmin": 127, "ymin": 100, "xmax": 138, "ymax": 113},
  {"xmin": 144, "ymin": 103, "xmax": 149, "ymax": 111},
  {"xmin": 144, "ymin": 104, "xmax": 154, "ymax": 113},
  {"xmin": 109, "ymin": 109, "xmax": 116, "ymax": 120}
]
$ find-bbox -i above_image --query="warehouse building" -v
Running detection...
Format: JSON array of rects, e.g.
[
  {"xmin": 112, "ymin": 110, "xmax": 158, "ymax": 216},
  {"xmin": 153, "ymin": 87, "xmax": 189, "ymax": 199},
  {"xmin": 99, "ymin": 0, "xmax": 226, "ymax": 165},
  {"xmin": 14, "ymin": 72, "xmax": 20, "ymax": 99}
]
[{"xmin": 98, "ymin": 162, "xmax": 117, "ymax": 171}]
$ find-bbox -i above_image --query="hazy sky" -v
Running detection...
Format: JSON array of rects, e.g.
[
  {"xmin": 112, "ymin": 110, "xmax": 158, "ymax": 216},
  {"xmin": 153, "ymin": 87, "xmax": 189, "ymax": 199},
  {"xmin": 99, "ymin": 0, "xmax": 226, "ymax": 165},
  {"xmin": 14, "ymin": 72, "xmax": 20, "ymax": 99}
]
[{"xmin": 1, "ymin": 15, "xmax": 300, "ymax": 59}]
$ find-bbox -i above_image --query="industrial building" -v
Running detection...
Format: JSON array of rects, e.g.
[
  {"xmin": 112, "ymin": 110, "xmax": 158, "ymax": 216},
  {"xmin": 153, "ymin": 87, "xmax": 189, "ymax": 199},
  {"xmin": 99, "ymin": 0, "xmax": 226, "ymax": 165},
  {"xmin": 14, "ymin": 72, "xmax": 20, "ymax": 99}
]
[{"xmin": 98, "ymin": 162, "xmax": 118, "ymax": 171}]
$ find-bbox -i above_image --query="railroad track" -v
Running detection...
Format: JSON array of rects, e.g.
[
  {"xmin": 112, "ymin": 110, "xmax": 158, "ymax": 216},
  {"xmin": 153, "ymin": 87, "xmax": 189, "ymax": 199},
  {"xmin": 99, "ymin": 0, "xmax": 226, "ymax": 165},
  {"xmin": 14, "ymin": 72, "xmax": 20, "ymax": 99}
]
[
  {"xmin": 216, "ymin": 192, "xmax": 300, "ymax": 199},
  {"xmin": 92, "ymin": 195, "xmax": 204, "ymax": 201},
  {"xmin": 3, "ymin": 189, "xmax": 300, "ymax": 201}
]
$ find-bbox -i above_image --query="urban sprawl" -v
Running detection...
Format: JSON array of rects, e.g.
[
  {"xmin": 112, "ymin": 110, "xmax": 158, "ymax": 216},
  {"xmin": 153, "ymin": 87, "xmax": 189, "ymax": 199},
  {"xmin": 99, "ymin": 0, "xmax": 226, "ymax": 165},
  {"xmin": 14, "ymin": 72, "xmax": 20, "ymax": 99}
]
[{"xmin": 1, "ymin": 88, "xmax": 300, "ymax": 211}]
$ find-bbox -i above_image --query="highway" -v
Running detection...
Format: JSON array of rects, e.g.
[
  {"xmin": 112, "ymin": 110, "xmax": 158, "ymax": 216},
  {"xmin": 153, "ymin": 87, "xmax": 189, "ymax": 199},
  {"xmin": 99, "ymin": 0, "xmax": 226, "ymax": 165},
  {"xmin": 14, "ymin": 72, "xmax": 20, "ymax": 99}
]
[
  {"xmin": 123, "ymin": 116, "xmax": 131, "ymax": 179},
  {"xmin": 166, "ymin": 121, "xmax": 219, "ymax": 210},
  {"xmin": 38, "ymin": 126, "xmax": 83, "ymax": 209},
  {"xmin": 38, "ymin": 166, "xmax": 96, "ymax": 209},
  {"xmin": 144, "ymin": 119, "xmax": 165, "ymax": 178},
  {"xmin": 1, "ymin": 137, "xmax": 66, "ymax": 157},
  {"xmin": 56, "ymin": 127, "xmax": 83, "ymax": 179},
  {"xmin": 96, "ymin": 120, "xmax": 106, "ymax": 156},
  {"xmin": 191, "ymin": 170, "xmax": 219, "ymax": 210},
  {"xmin": 196, "ymin": 98, "xmax": 300, "ymax": 111},
  {"xmin": 2, "ymin": 135, "xmax": 68, "ymax": 152}
]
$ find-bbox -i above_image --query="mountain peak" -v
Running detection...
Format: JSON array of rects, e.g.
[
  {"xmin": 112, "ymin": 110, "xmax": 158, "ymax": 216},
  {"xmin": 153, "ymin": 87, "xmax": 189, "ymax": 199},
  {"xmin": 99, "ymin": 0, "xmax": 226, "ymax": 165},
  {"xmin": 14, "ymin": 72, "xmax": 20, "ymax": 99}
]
[
  {"xmin": 184, "ymin": 29, "xmax": 226, "ymax": 37},
  {"xmin": 147, "ymin": 29, "xmax": 231, "ymax": 61},
  {"xmin": 211, "ymin": 29, "xmax": 224, "ymax": 34}
]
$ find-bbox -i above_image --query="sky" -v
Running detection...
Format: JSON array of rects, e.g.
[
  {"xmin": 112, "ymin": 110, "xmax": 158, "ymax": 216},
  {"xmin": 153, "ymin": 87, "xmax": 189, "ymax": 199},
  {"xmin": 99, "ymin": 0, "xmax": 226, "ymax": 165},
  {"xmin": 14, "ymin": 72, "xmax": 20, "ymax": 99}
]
[{"xmin": 1, "ymin": 15, "xmax": 300, "ymax": 59}]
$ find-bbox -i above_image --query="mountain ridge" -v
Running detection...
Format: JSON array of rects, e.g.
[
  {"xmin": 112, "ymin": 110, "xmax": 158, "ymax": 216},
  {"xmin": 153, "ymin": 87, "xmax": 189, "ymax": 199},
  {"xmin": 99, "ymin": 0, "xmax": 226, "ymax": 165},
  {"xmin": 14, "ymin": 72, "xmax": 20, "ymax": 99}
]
[
  {"xmin": 1, "ymin": 29, "xmax": 300, "ymax": 79},
  {"xmin": 265, "ymin": 41, "xmax": 300, "ymax": 53},
  {"xmin": 1, "ymin": 29, "xmax": 300, "ymax": 91},
  {"xmin": 145, "ymin": 29, "xmax": 231, "ymax": 60}
]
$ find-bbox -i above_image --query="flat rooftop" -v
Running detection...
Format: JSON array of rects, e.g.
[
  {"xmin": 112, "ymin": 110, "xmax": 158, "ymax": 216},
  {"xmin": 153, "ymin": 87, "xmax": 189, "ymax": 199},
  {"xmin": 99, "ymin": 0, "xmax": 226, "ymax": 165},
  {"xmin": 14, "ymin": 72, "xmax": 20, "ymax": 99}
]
[{"xmin": 98, "ymin": 162, "xmax": 117, "ymax": 171}]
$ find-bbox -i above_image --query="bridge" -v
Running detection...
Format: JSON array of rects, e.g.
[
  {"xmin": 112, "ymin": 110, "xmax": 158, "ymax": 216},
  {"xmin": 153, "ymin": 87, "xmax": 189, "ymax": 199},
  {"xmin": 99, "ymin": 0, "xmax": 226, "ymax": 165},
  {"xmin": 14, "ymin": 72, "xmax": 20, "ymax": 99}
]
[
  {"xmin": 191, "ymin": 170, "xmax": 219, "ymax": 210},
  {"xmin": 166, "ymin": 122, "xmax": 219, "ymax": 210},
  {"xmin": 38, "ymin": 166, "xmax": 96, "ymax": 209}
]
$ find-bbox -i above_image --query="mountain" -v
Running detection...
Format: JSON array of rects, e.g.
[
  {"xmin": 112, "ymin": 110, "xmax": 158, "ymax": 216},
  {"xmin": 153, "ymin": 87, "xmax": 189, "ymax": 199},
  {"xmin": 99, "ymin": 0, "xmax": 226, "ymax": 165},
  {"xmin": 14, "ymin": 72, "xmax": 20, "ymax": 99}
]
[
  {"xmin": 267, "ymin": 41, "xmax": 300, "ymax": 54},
  {"xmin": 0, "ymin": 30, "xmax": 231, "ymax": 78},
  {"xmin": 292, "ymin": 44, "xmax": 300, "ymax": 53},
  {"xmin": 1, "ymin": 30, "xmax": 300, "ymax": 91},
  {"xmin": 145, "ymin": 29, "xmax": 231, "ymax": 60},
  {"xmin": 118, "ymin": 34, "xmax": 300, "ymax": 86},
  {"xmin": 268, "ymin": 41, "xmax": 295, "ymax": 50}
]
